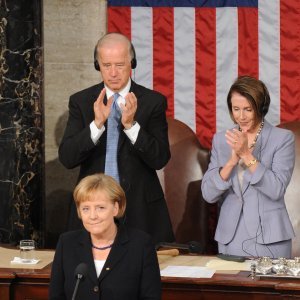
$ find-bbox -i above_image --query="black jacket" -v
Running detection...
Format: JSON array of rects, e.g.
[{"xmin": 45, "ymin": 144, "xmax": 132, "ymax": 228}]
[
  {"xmin": 59, "ymin": 81, "xmax": 174, "ymax": 243},
  {"xmin": 49, "ymin": 225, "xmax": 162, "ymax": 300}
]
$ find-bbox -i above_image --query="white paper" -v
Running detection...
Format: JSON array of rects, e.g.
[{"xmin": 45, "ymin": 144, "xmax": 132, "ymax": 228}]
[
  {"xmin": 160, "ymin": 265, "xmax": 215, "ymax": 278},
  {"xmin": 10, "ymin": 257, "xmax": 40, "ymax": 265},
  {"xmin": 206, "ymin": 259, "xmax": 251, "ymax": 271}
]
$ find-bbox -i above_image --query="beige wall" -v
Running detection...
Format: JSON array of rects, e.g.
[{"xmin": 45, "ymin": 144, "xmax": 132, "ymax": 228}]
[
  {"xmin": 43, "ymin": 0, "xmax": 107, "ymax": 245},
  {"xmin": 44, "ymin": 0, "xmax": 107, "ymax": 163}
]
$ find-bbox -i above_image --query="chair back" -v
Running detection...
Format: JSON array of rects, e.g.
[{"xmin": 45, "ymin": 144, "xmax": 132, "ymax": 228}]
[
  {"xmin": 157, "ymin": 118, "xmax": 217, "ymax": 253},
  {"xmin": 278, "ymin": 121, "xmax": 300, "ymax": 257}
]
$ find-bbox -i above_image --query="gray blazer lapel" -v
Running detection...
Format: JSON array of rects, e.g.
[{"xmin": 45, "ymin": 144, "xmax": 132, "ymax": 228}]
[
  {"xmin": 232, "ymin": 170, "xmax": 243, "ymax": 199},
  {"xmin": 241, "ymin": 121, "xmax": 272, "ymax": 195}
]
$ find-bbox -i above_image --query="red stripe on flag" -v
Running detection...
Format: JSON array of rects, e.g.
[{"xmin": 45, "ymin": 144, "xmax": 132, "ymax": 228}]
[
  {"xmin": 280, "ymin": 0, "xmax": 300, "ymax": 122},
  {"xmin": 195, "ymin": 8, "xmax": 216, "ymax": 149},
  {"xmin": 152, "ymin": 7, "xmax": 174, "ymax": 118},
  {"xmin": 107, "ymin": 7, "xmax": 131, "ymax": 38},
  {"xmin": 238, "ymin": 8, "xmax": 258, "ymax": 78}
]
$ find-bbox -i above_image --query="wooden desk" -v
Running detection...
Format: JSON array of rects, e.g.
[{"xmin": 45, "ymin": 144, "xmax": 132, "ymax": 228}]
[
  {"xmin": 162, "ymin": 272, "xmax": 300, "ymax": 299},
  {"xmin": 0, "ymin": 265, "xmax": 51, "ymax": 300},
  {"xmin": 1, "ymin": 258, "xmax": 300, "ymax": 299},
  {"xmin": 0, "ymin": 245, "xmax": 54, "ymax": 299},
  {"xmin": 0, "ymin": 270, "xmax": 14, "ymax": 300},
  {"xmin": 11, "ymin": 265, "xmax": 52, "ymax": 300}
]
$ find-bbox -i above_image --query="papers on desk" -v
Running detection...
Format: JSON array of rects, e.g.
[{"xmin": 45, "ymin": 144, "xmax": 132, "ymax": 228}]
[
  {"xmin": 10, "ymin": 257, "xmax": 41, "ymax": 265},
  {"xmin": 0, "ymin": 247, "xmax": 54, "ymax": 269},
  {"xmin": 158, "ymin": 254, "xmax": 251, "ymax": 277},
  {"xmin": 160, "ymin": 266, "xmax": 215, "ymax": 278},
  {"xmin": 206, "ymin": 259, "xmax": 251, "ymax": 271}
]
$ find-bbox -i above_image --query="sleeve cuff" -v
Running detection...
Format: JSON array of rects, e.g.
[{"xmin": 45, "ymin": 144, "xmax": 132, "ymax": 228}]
[
  {"xmin": 123, "ymin": 121, "xmax": 140, "ymax": 144},
  {"xmin": 214, "ymin": 169, "xmax": 232, "ymax": 190},
  {"xmin": 90, "ymin": 121, "xmax": 105, "ymax": 144}
]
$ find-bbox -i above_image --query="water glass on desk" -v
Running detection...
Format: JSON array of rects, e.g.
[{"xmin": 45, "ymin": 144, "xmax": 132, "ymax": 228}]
[{"xmin": 19, "ymin": 240, "xmax": 35, "ymax": 263}]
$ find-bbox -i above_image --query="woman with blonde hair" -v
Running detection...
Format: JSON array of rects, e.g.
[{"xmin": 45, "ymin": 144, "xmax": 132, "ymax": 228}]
[{"xmin": 50, "ymin": 173, "xmax": 161, "ymax": 300}]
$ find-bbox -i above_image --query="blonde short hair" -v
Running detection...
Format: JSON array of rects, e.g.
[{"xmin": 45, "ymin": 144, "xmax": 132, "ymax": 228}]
[{"xmin": 73, "ymin": 173, "xmax": 126, "ymax": 219}]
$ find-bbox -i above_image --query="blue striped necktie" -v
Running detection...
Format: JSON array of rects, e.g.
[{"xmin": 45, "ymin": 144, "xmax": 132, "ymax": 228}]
[{"xmin": 104, "ymin": 93, "xmax": 121, "ymax": 182}]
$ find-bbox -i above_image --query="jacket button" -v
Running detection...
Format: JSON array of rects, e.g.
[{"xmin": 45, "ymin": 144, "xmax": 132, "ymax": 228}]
[{"xmin": 93, "ymin": 286, "xmax": 99, "ymax": 292}]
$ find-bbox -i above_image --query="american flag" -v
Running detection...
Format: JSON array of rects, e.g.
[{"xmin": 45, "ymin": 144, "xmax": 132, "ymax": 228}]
[{"xmin": 107, "ymin": 0, "xmax": 300, "ymax": 148}]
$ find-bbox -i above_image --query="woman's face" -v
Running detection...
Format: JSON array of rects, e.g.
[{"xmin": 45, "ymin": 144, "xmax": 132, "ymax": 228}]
[
  {"xmin": 79, "ymin": 190, "xmax": 119, "ymax": 237},
  {"xmin": 231, "ymin": 92, "xmax": 259, "ymax": 133}
]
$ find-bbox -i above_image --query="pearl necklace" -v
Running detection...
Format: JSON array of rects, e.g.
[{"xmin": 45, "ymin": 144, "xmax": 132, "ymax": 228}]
[{"xmin": 239, "ymin": 121, "xmax": 264, "ymax": 149}]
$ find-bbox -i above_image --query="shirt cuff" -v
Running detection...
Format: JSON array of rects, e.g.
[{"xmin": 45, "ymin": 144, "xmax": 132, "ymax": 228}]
[
  {"xmin": 90, "ymin": 121, "xmax": 105, "ymax": 144},
  {"xmin": 123, "ymin": 121, "xmax": 140, "ymax": 144}
]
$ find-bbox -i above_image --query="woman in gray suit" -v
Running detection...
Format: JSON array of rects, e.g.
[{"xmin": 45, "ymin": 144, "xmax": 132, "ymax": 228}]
[
  {"xmin": 49, "ymin": 173, "xmax": 161, "ymax": 300},
  {"xmin": 202, "ymin": 76, "xmax": 295, "ymax": 258}
]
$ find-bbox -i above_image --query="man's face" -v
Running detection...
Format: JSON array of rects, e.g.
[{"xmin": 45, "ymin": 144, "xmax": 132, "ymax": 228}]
[{"xmin": 98, "ymin": 42, "xmax": 132, "ymax": 92}]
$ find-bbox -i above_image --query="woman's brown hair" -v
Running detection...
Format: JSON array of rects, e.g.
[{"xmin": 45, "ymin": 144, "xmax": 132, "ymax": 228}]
[{"xmin": 227, "ymin": 75, "xmax": 270, "ymax": 123}]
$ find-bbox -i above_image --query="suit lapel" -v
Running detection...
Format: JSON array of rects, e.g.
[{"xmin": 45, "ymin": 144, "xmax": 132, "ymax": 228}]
[
  {"xmin": 98, "ymin": 225, "xmax": 129, "ymax": 283},
  {"xmin": 118, "ymin": 128, "xmax": 127, "ymax": 151},
  {"xmin": 241, "ymin": 121, "xmax": 272, "ymax": 195},
  {"xmin": 232, "ymin": 169, "xmax": 243, "ymax": 199},
  {"xmin": 76, "ymin": 230, "xmax": 99, "ymax": 285}
]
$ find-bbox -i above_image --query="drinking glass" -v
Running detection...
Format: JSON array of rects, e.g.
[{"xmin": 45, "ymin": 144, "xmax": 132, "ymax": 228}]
[{"xmin": 19, "ymin": 240, "xmax": 35, "ymax": 263}]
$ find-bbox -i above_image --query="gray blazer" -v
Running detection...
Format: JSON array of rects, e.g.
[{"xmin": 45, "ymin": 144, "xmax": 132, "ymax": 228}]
[{"xmin": 201, "ymin": 121, "xmax": 295, "ymax": 245}]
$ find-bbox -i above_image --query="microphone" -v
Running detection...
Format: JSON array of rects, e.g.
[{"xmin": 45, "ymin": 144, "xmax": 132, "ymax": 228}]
[
  {"xmin": 71, "ymin": 263, "xmax": 88, "ymax": 300},
  {"xmin": 156, "ymin": 241, "xmax": 204, "ymax": 254}
]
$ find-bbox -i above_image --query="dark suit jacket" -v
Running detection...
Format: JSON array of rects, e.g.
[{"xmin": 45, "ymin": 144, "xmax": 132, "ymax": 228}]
[
  {"xmin": 49, "ymin": 225, "xmax": 162, "ymax": 300},
  {"xmin": 59, "ymin": 81, "xmax": 174, "ymax": 243}
]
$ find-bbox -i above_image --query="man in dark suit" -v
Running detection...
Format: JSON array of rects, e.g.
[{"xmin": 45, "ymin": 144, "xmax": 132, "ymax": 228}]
[{"xmin": 59, "ymin": 32, "xmax": 174, "ymax": 243}]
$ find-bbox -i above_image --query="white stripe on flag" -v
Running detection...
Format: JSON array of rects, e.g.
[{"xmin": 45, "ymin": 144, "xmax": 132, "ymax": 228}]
[
  {"xmin": 259, "ymin": 0, "xmax": 280, "ymax": 126},
  {"xmin": 216, "ymin": 7, "xmax": 238, "ymax": 132},
  {"xmin": 174, "ymin": 7, "xmax": 196, "ymax": 131},
  {"xmin": 131, "ymin": 7, "xmax": 153, "ymax": 89}
]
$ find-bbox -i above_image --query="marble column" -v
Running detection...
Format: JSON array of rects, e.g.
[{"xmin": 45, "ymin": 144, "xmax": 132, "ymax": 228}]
[{"xmin": 0, "ymin": 0, "xmax": 43, "ymax": 245}]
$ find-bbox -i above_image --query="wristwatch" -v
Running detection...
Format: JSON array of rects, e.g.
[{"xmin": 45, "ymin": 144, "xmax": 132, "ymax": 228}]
[
  {"xmin": 126, "ymin": 121, "xmax": 136, "ymax": 129},
  {"xmin": 246, "ymin": 159, "xmax": 258, "ymax": 168}
]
